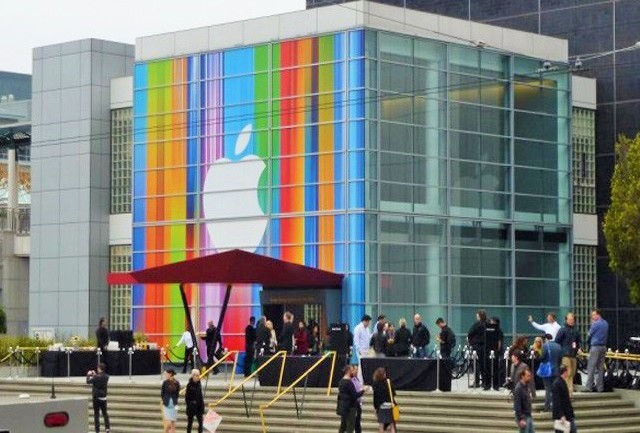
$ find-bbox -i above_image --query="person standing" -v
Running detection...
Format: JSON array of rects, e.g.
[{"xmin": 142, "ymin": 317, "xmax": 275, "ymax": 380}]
[
  {"xmin": 351, "ymin": 365, "xmax": 364, "ymax": 433},
  {"xmin": 528, "ymin": 312, "xmax": 561, "ymax": 340},
  {"xmin": 244, "ymin": 316, "xmax": 256, "ymax": 377},
  {"xmin": 86, "ymin": 363, "xmax": 110, "ymax": 433},
  {"xmin": 255, "ymin": 316, "xmax": 271, "ymax": 356},
  {"xmin": 161, "ymin": 368, "xmax": 180, "ymax": 433},
  {"xmin": 370, "ymin": 322, "xmax": 388, "ymax": 357},
  {"xmin": 485, "ymin": 316, "xmax": 504, "ymax": 391},
  {"xmin": 411, "ymin": 314, "xmax": 430, "ymax": 358},
  {"xmin": 372, "ymin": 367, "xmax": 396, "ymax": 433},
  {"xmin": 514, "ymin": 368, "xmax": 535, "ymax": 433},
  {"xmin": 279, "ymin": 311, "xmax": 295, "ymax": 353},
  {"xmin": 185, "ymin": 369, "xmax": 205, "ymax": 433},
  {"xmin": 337, "ymin": 365, "xmax": 367, "ymax": 433},
  {"xmin": 467, "ymin": 309, "xmax": 487, "ymax": 388},
  {"xmin": 584, "ymin": 309, "xmax": 609, "ymax": 393},
  {"xmin": 201, "ymin": 321, "xmax": 222, "ymax": 371},
  {"xmin": 554, "ymin": 312, "xmax": 581, "ymax": 396},
  {"xmin": 96, "ymin": 317, "xmax": 110, "ymax": 364},
  {"xmin": 539, "ymin": 333, "xmax": 562, "ymax": 412},
  {"xmin": 552, "ymin": 365, "xmax": 577, "ymax": 433},
  {"xmin": 435, "ymin": 317, "xmax": 456, "ymax": 358},
  {"xmin": 353, "ymin": 315, "xmax": 372, "ymax": 359},
  {"xmin": 309, "ymin": 323, "xmax": 322, "ymax": 355},
  {"xmin": 175, "ymin": 329, "xmax": 195, "ymax": 374},
  {"xmin": 394, "ymin": 319, "xmax": 411, "ymax": 357},
  {"xmin": 294, "ymin": 320, "xmax": 311, "ymax": 355}
]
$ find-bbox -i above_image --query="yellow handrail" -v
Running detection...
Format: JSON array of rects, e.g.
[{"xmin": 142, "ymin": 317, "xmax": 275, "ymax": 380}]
[
  {"xmin": 179, "ymin": 350, "xmax": 240, "ymax": 396},
  {"xmin": 578, "ymin": 351, "xmax": 640, "ymax": 362},
  {"xmin": 258, "ymin": 352, "xmax": 337, "ymax": 433},
  {"xmin": 0, "ymin": 350, "xmax": 14, "ymax": 364},
  {"xmin": 209, "ymin": 351, "xmax": 287, "ymax": 408}
]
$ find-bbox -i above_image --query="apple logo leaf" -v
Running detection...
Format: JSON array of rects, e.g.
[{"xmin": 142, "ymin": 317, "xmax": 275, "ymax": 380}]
[{"xmin": 235, "ymin": 124, "xmax": 253, "ymax": 155}]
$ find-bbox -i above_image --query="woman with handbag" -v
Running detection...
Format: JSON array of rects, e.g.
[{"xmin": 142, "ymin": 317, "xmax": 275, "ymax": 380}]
[
  {"xmin": 185, "ymin": 369, "xmax": 205, "ymax": 433},
  {"xmin": 372, "ymin": 367, "xmax": 398, "ymax": 433},
  {"xmin": 537, "ymin": 334, "xmax": 562, "ymax": 412},
  {"xmin": 161, "ymin": 368, "xmax": 180, "ymax": 433}
]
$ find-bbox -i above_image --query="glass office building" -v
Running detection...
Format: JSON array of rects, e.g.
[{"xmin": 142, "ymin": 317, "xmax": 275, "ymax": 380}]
[
  {"xmin": 131, "ymin": 25, "xmax": 571, "ymax": 344},
  {"xmin": 308, "ymin": 0, "xmax": 638, "ymax": 351}
]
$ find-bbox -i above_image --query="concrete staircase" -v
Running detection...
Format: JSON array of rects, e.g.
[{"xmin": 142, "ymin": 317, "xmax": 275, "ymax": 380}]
[{"xmin": 1, "ymin": 379, "xmax": 639, "ymax": 432}]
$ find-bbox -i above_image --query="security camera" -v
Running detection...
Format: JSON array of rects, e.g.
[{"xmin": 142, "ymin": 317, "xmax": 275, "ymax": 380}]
[
  {"xmin": 542, "ymin": 60, "xmax": 552, "ymax": 70},
  {"xmin": 475, "ymin": 40, "xmax": 486, "ymax": 48}
]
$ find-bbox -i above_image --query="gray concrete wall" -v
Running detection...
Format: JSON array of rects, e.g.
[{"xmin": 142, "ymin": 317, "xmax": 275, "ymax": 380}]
[{"xmin": 29, "ymin": 39, "xmax": 134, "ymax": 338}]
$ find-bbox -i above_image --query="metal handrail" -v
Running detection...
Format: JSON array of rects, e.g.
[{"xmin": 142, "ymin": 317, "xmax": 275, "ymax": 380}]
[
  {"xmin": 578, "ymin": 351, "xmax": 640, "ymax": 362},
  {"xmin": 179, "ymin": 350, "xmax": 239, "ymax": 396},
  {"xmin": 258, "ymin": 352, "xmax": 337, "ymax": 433},
  {"xmin": 209, "ymin": 351, "xmax": 287, "ymax": 408}
]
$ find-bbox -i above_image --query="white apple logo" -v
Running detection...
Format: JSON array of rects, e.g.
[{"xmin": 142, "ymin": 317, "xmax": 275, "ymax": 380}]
[{"xmin": 202, "ymin": 124, "xmax": 268, "ymax": 252}]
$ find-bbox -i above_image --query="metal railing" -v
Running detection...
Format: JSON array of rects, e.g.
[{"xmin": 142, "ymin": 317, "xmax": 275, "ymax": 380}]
[
  {"xmin": 209, "ymin": 351, "xmax": 288, "ymax": 417},
  {"xmin": 258, "ymin": 351, "xmax": 338, "ymax": 433},
  {"xmin": 178, "ymin": 350, "xmax": 240, "ymax": 397}
]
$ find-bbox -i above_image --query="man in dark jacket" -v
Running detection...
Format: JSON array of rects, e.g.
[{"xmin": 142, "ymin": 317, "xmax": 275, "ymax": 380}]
[
  {"xmin": 96, "ymin": 317, "xmax": 110, "ymax": 354},
  {"xmin": 514, "ymin": 368, "xmax": 535, "ymax": 433},
  {"xmin": 86, "ymin": 363, "xmax": 110, "ymax": 433},
  {"xmin": 394, "ymin": 318, "xmax": 412, "ymax": 357},
  {"xmin": 337, "ymin": 365, "xmax": 368, "ymax": 433},
  {"xmin": 467, "ymin": 309, "xmax": 487, "ymax": 388},
  {"xmin": 552, "ymin": 365, "xmax": 576, "ymax": 433},
  {"xmin": 435, "ymin": 317, "xmax": 456, "ymax": 358},
  {"xmin": 244, "ymin": 316, "xmax": 256, "ymax": 377},
  {"xmin": 555, "ymin": 312, "xmax": 581, "ymax": 396},
  {"xmin": 201, "ymin": 321, "xmax": 222, "ymax": 371},
  {"xmin": 412, "ymin": 314, "xmax": 430, "ymax": 358},
  {"xmin": 279, "ymin": 311, "xmax": 295, "ymax": 353},
  {"xmin": 255, "ymin": 316, "xmax": 271, "ymax": 355}
]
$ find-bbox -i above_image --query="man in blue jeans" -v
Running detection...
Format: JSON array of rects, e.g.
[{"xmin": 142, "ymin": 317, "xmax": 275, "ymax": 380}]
[
  {"xmin": 514, "ymin": 368, "xmax": 535, "ymax": 433},
  {"xmin": 584, "ymin": 309, "xmax": 609, "ymax": 392}
]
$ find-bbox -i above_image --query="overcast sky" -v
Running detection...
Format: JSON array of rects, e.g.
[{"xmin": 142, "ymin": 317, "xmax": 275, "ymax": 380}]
[{"xmin": 0, "ymin": 0, "xmax": 306, "ymax": 74}]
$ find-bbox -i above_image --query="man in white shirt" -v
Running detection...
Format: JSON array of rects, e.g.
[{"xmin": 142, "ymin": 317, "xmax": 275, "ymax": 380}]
[
  {"xmin": 176, "ymin": 329, "xmax": 195, "ymax": 373},
  {"xmin": 353, "ymin": 315, "xmax": 372, "ymax": 358},
  {"xmin": 528, "ymin": 312, "xmax": 561, "ymax": 340}
]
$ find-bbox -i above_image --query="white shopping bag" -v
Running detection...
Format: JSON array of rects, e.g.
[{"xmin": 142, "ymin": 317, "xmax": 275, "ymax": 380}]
[{"xmin": 203, "ymin": 409, "xmax": 222, "ymax": 433}]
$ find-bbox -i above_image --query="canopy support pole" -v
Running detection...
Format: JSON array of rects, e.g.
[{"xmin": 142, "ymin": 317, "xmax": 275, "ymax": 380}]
[
  {"xmin": 179, "ymin": 283, "xmax": 201, "ymax": 367},
  {"xmin": 215, "ymin": 284, "xmax": 233, "ymax": 355}
]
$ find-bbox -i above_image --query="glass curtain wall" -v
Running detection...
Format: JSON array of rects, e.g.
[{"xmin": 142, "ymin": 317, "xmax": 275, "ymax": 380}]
[{"xmin": 363, "ymin": 30, "xmax": 572, "ymax": 337}]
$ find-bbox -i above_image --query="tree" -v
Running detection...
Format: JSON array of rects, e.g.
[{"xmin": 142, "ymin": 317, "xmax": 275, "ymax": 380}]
[{"xmin": 603, "ymin": 133, "xmax": 640, "ymax": 304}]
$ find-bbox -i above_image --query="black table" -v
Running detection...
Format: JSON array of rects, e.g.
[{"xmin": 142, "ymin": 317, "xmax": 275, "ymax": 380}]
[
  {"xmin": 41, "ymin": 350, "xmax": 161, "ymax": 377},
  {"xmin": 360, "ymin": 357, "xmax": 453, "ymax": 391},
  {"xmin": 257, "ymin": 355, "xmax": 346, "ymax": 388}
]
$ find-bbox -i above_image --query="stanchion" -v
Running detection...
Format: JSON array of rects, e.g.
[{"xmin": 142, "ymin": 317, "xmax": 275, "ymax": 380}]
[
  {"xmin": 128, "ymin": 347, "xmax": 134, "ymax": 383},
  {"xmin": 503, "ymin": 347, "xmax": 510, "ymax": 387},
  {"xmin": 36, "ymin": 347, "xmax": 41, "ymax": 380},
  {"xmin": 489, "ymin": 350, "xmax": 495, "ymax": 390},
  {"xmin": 465, "ymin": 347, "xmax": 471, "ymax": 389},
  {"xmin": 66, "ymin": 347, "xmax": 72, "ymax": 382},
  {"xmin": 160, "ymin": 347, "xmax": 166, "ymax": 381},
  {"xmin": 471, "ymin": 350, "xmax": 480, "ymax": 393},
  {"xmin": 7, "ymin": 347, "xmax": 13, "ymax": 380},
  {"xmin": 529, "ymin": 350, "xmax": 535, "ymax": 373},
  {"xmin": 435, "ymin": 349, "xmax": 442, "ymax": 393},
  {"xmin": 15, "ymin": 346, "xmax": 21, "ymax": 379},
  {"xmin": 193, "ymin": 347, "xmax": 199, "ymax": 370},
  {"xmin": 97, "ymin": 348, "xmax": 102, "ymax": 367}
]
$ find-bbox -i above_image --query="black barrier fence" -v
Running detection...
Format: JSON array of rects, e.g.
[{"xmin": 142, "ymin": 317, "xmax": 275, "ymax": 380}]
[{"xmin": 40, "ymin": 350, "xmax": 161, "ymax": 377}]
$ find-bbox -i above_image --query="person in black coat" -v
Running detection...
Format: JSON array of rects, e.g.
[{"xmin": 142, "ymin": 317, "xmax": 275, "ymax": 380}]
[
  {"xmin": 552, "ymin": 365, "xmax": 576, "ymax": 433},
  {"xmin": 201, "ymin": 321, "xmax": 222, "ymax": 371},
  {"xmin": 279, "ymin": 311, "xmax": 295, "ymax": 353},
  {"xmin": 394, "ymin": 319, "xmax": 412, "ymax": 357},
  {"xmin": 337, "ymin": 365, "xmax": 368, "ymax": 433},
  {"xmin": 370, "ymin": 322, "xmax": 388, "ymax": 357},
  {"xmin": 435, "ymin": 317, "xmax": 456, "ymax": 358},
  {"xmin": 244, "ymin": 316, "xmax": 256, "ymax": 377},
  {"xmin": 255, "ymin": 316, "xmax": 270, "ymax": 355},
  {"xmin": 185, "ymin": 369, "xmax": 205, "ymax": 433},
  {"xmin": 86, "ymin": 362, "xmax": 110, "ymax": 433},
  {"xmin": 411, "ymin": 314, "xmax": 430, "ymax": 358},
  {"xmin": 95, "ymin": 317, "xmax": 110, "ymax": 369},
  {"xmin": 467, "ymin": 309, "xmax": 487, "ymax": 388},
  {"xmin": 372, "ymin": 367, "xmax": 396, "ymax": 433}
]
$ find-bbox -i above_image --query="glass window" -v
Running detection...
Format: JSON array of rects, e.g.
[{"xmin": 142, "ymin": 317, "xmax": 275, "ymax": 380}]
[
  {"xmin": 380, "ymin": 122, "xmax": 412, "ymax": 153},
  {"xmin": 414, "ymin": 39, "xmax": 446, "ymax": 70},
  {"xmin": 110, "ymin": 245, "xmax": 132, "ymax": 330},
  {"xmin": 111, "ymin": 108, "xmax": 133, "ymax": 214},
  {"xmin": 449, "ymin": 46, "xmax": 479, "ymax": 75},
  {"xmin": 379, "ymin": 32, "xmax": 412, "ymax": 64},
  {"xmin": 380, "ymin": 62, "xmax": 413, "ymax": 93}
]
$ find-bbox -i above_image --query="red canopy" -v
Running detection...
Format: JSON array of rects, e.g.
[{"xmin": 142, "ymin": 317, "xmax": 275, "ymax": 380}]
[{"xmin": 107, "ymin": 249, "xmax": 343, "ymax": 288}]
